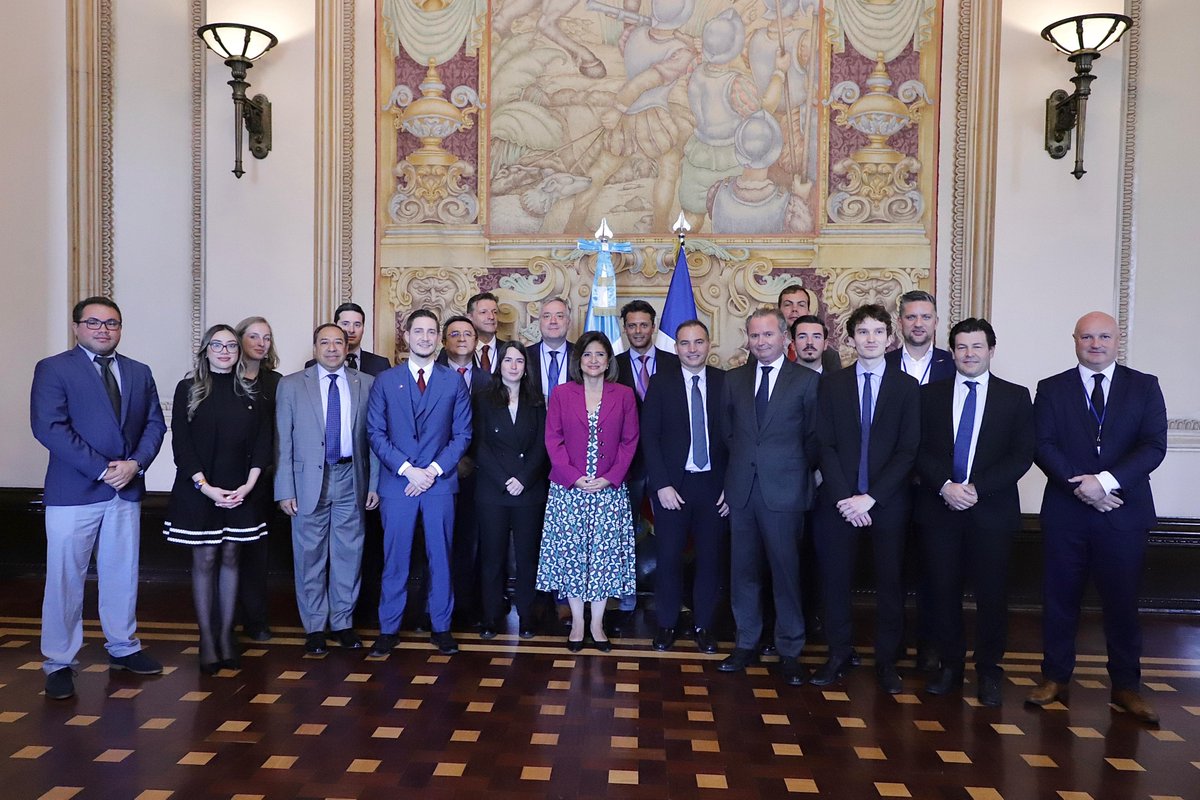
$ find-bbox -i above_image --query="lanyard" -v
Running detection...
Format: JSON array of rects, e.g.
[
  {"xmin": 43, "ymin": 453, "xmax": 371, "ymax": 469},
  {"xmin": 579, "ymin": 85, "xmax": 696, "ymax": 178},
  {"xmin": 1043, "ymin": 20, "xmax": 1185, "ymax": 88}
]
[
  {"xmin": 900, "ymin": 353, "xmax": 933, "ymax": 384},
  {"xmin": 1083, "ymin": 380, "xmax": 1107, "ymax": 449}
]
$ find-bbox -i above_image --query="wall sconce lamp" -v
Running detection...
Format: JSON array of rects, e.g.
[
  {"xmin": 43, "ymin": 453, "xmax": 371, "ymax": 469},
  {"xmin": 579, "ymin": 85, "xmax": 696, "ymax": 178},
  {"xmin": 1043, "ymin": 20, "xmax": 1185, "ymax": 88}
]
[
  {"xmin": 197, "ymin": 23, "xmax": 279, "ymax": 178},
  {"xmin": 1041, "ymin": 13, "xmax": 1132, "ymax": 179}
]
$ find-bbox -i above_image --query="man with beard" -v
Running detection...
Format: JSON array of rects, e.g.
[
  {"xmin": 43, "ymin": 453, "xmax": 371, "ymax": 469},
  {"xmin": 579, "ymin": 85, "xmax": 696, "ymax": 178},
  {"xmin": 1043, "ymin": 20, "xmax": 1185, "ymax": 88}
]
[{"xmin": 779, "ymin": 285, "xmax": 840, "ymax": 372}]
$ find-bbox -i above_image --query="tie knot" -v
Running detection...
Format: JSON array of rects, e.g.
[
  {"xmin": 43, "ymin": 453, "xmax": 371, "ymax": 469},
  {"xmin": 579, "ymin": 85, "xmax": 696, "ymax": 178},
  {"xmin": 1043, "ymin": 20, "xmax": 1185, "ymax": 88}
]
[
  {"xmin": 1093, "ymin": 373, "xmax": 1104, "ymax": 386},
  {"xmin": 965, "ymin": 380, "xmax": 977, "ymax": 391},
  {"xmin": 458, "ymin": 367, "xmax": 467, "ymax": 375},
  {"xmin": 761, "ymin": 365, "xmax": 772, "ymax": 376},
  {"xmin": 418, "ymin": 368, "xmax": 424, "ymax": 377},
  {"xmin": 96, "ymin": 356, "xmax": 111, "ymax": 367},
  {"xmin": 327, "ymin": 373, "xmax": 337, "ymax": 382},
  {"xmin": 692, "ymin": 374, "xmax": 701, "ymax": 386}
]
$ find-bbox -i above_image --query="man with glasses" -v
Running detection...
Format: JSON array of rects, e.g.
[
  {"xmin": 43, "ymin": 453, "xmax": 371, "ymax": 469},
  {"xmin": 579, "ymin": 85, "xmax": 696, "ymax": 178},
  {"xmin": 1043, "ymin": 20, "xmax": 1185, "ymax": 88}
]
[{"xmin": 31, "ymin": 296, "xmax": 167, "ymax": 699}]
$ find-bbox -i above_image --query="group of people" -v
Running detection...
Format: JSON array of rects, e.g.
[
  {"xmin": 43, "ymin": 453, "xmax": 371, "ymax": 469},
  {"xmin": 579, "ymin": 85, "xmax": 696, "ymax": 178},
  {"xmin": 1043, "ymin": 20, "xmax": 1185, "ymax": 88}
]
[{"xmin": 31, "ymin": 289, "xmax": 1168, "ymax": 727}]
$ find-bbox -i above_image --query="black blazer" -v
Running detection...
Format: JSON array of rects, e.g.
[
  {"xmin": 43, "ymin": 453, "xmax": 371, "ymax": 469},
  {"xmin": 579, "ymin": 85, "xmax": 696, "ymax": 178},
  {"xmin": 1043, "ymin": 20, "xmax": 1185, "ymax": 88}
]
[
  {"xmin": 526, "ymin": 340, "xmax": 574, "ymax": 398},
  {"xmin": 816, "ymin": 362, "xmax": 920, "ymax": 518},
  {"xmin": 641, "ymin": 365, "xmax": 728, "ymax": 492},
  {"xmin": 721, "ymin": 359, "xmax": 820, "ymax": 512},
  {"xmin": 471, "ymin": 392, "xmax": 549, "ymax": 507},
  {"xmin": 821, "ymin": 348, "xmax": 842, "ymax": 373},
  {"xmin": 617, "ymin": 347, "xmax": 681, "ymax": 407},
  {"xmin": 885, "ymin": 346, "xmax": 955, "ymax": 384},
  {"xmin": 914, "ymin": 374, "xmax": 1034, "ymax": 531},
  {"xmin": 306, "ymin": 349, "xmax": 390, "ymax": 377}
]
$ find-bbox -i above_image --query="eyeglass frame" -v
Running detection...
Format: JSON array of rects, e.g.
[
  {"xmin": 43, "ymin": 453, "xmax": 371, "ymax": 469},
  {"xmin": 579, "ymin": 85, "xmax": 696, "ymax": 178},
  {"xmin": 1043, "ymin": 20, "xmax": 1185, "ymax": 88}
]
[
  {"xmin": 79, "ymin": 318, "xmax": 123, "ymax": 331},
  {"xmin": 207, "ymin": 340, "xmax": 241, "ymax": 353}
]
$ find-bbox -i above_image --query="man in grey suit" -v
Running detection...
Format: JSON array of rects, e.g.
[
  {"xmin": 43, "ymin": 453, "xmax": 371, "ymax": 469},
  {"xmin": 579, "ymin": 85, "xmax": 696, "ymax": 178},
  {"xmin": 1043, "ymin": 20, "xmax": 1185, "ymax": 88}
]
[
  {"xmin": 276, "ymin": 323, "xmax": 379, "ymax": 655},
  {"xmin": 719, "ymin": 308, "xmax": 820, "ymax": 685}
]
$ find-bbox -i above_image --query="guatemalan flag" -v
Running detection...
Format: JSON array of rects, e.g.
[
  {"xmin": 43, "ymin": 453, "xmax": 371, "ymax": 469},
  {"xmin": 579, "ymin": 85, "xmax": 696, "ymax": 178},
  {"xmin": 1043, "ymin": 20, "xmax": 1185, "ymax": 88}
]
[{"xmin": 656, "ymin": 243, "xmax": 698, "ymax": 353}]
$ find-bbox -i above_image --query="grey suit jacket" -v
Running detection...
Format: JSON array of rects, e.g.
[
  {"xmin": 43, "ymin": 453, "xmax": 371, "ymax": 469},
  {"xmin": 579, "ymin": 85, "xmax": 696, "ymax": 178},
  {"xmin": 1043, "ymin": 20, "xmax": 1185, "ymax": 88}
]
[{"xmin": 275, "ymin": 365, "xmax": 379, "ymax": 516}]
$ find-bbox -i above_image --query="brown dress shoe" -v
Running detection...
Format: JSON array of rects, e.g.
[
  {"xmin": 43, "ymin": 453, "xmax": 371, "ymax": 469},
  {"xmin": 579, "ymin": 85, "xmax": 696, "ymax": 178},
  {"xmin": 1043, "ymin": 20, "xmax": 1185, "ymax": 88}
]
[
  {"xmin": 1025, "ymin": 679, "xmax": 1064, "ymax": 706},
  {"xmin": 1110, "ymin": 689, "xmax": 1159, "ymax": 725}
]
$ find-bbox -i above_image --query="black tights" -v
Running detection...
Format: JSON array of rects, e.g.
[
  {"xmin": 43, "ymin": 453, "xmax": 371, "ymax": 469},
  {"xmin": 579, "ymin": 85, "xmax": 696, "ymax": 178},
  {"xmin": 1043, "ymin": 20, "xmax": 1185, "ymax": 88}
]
[{"xmin": 192, "ymin": 541, "xmax": 241, "ymax": 664}]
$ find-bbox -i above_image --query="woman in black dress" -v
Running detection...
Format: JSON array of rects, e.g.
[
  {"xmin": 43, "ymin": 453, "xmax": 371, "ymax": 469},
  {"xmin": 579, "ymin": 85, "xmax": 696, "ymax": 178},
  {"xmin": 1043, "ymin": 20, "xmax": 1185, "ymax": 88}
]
[
  {"xmin": 234, "ymin": 316, "xmax": 281, "ymax": 641},
  {"xmin": 164, "ymin": 325, "xmax": 271, "ymax": 673},
  {"xmin": 472, "ymin": 342, "xmax": 548, "ymax": 639}
]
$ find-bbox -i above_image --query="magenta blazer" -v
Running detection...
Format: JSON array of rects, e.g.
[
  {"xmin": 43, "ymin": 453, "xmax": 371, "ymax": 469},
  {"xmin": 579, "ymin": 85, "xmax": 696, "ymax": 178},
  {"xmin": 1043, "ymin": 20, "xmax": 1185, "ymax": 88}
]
[{"xmin": 545, "ymin": 381, "xmax": 639, "ymax": 488}]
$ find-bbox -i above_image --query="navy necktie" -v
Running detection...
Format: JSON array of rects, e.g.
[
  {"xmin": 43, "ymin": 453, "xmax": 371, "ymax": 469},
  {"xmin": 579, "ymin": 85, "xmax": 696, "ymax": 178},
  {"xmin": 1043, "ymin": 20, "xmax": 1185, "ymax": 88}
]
[
  {"xmin": 96, "ymin": 356, "xmax": 121, "ymax": 419},
  {"xmin": 1090, "ymin": 373, "xmax": 1105, "ymax": 418},
  {"xmin": 952, "ymin": 380, "xmax": 978, "ymax": 484},
  {"xmin": 755, "ymin": 365, "xmax": 772, "ymax": 429},
  {"xmin": 547, "ymin": 350, "xmax": 560, "ymax": 396},
  {"xmin": 857, "ymin": 372, "xmax": 873, "ymax": 494},
  {"xmin": 691, "ymin": 374, "xmax": 708, "ymax": 469},
  {"xmin": 325, "ymin": 373, "xmax": 341, "ymax": 465}
]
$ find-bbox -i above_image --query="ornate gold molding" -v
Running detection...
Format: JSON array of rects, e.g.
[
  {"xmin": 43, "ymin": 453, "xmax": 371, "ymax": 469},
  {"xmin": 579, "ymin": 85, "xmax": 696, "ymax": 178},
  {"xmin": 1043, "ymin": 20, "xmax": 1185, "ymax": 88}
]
[
  {"xmin": 314, "ymin": 0, "xmax": 357, "ymax": 323},
  {"xmin": 190, "ymin": 0, "xmax": 205, "ymax": 348},
  {"xmin": 949, "ymin": 0, "xmax": 1000, "ymax": 322},
  {"xmin": 1116, "ymin": 0, "xmax": 1140, "ymax": 362},
  {"xmin": 67, "ymin": 0, "xmax": 114, "ymax": 316}
]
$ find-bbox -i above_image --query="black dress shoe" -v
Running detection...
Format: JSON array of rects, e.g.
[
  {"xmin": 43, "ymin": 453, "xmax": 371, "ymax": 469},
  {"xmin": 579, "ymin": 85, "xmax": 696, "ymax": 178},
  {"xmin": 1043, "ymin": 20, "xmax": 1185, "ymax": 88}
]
[
  {"xmin": 305, "ymin": 632, "xmax": 329, "ymax": 655},
  {"xmin": 652, "ymin": 627, "xmax": 676, "ymax": 651},
  {"xmin": 369, "ymin": 633, "xmax": 398, "ymax": 657},
  {"xmin": 333, "ymin": 628, "xmax": 363, "ymax": 649},
  {"xmin": 877, "ymin": 665, "xmax": 903, "ymax": 695},
  {"xmin": 848, "ymin": 648, "xmax": 862, "ymax": 667},
  {"xmin": 717, "ymin": 648, "xmax": 760, "ymax": 672},
  {"xmin": 45, "ymin": 667, "xmax": 75, "ymax": 700},
  {"xmin": 431, "ymin": 631, "xmax": 459, "ymax": 655},
  {"xmin": 243, "ymin": 626, "xmax": 272, "ymax": 642},
  {"xmin": 219, "ymin": 652, "xmax": 241, "ymax": 671},
  {"xmin": 479, "ymin": 625, "xmax": 497, "ymax": 640},
  {"xmin": 566, "ymin": 638, "xmax": 585, "ymax": 653},
  {"xmin": 916, "ymin": 646, "xmax": 941, "ymax": 672},
  {"xmin": 519, "ymin": 622, "xmax": 536, "ymax": 640},
  {"xmin": 924, "ymin": 667, "xmax": 963, "ymax": 696},
  {"xmin": 199, "ymin": 660, "xmax": 222, "ymax": 676},
  {"xmin": 108, "ymin": 651, "xmax": 163, "ymax": 674},
  {"xmin": 694, "ymin": 628, "xmax": 718, "ymax": 654},
  {"xmin": 810, "ymin": 656, "xmax": 850, "ymax": 687},
  {"xmin": 977, "ymin": 674, "xmax": 1003, "ymax": 707},
  {"xmin": 593, "ymin": 637, "xmax": 613, "ymax": 653},
  {"xmin": 759, "ymin": 641, "xmax": 778, "ymax": 657},
  {"xmin": 779, "ymin": 659, "xmax": 810, "ymax": 686}
]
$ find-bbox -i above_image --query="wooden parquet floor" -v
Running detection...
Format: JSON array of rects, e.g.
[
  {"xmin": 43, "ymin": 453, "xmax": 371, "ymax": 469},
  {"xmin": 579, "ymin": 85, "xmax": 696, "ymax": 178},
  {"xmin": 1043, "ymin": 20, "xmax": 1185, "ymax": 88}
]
[{"xmin": 1, "ymin": 579, "xmax": 1199, "ymax": 800}]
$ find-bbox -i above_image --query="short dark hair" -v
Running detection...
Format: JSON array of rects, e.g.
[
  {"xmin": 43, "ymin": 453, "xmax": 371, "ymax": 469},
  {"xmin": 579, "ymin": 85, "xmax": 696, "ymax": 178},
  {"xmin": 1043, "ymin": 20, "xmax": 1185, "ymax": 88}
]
[
  {"xmin": 674, "ymin": 319, "xmax": 709, "ymax": 339},
  {"xmin": 467, "ymin": 292, "xmax": 499, "ymax": 313},
  {"xmin": 790, "ymin": 314, "xmax": 827, "ymax": 338},
  {"xmin": 620, "ymin": 299, "xmax": 656, "ymax": 323},
  {"xmin": 442, "ymin": 314, "xmax": 475, "ymax": 339},
  {"xmin": 949, "ymin": 317, "xmax": 997, "ymax": 349},
  {"xmin": 483, "ymin": 341, "xmax": 544, "ymax": 409},
  {"xmin": 846, "ymin": 304, "xmax": 893, "ymax": 338},
  {"xmin": 73, "ymin": 296, "xmax": 121, "ymax": 324},
  {"xmin": 407, "ymin": 308, "xmax": 439, "ymax": 330},
  {"xmin": 568, "ymin": 331, "xmax": 620, "ymax": 383},
  {"xmin": 897, "ymin": 290, "xmax": 936, "ymax": 316},
  {"xmin": 333, "ymin": 302, "xmax": 366, "ymax": 324},
  {"xmin": 312, "ymin": 322, "xmax": 346, "ymax": 345},
  {"xmin": 776, "ymin": 284, "xmax": 807, "ymax": 306}
]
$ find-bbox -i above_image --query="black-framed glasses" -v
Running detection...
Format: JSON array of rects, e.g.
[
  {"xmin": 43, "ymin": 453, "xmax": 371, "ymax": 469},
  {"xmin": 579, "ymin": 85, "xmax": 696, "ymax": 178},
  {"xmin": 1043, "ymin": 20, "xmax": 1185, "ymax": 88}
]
[
  {"xmin": 80, "ymin": 318, "xmax": 122, "ymax": 331},
  {"xmin": 208, "ymin": 341, "xmax": 240, "ymax": 353}
]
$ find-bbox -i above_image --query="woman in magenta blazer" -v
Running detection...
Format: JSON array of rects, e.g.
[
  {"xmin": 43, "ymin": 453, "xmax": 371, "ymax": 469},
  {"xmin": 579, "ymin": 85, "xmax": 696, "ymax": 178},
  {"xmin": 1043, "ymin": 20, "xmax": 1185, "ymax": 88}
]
[{"xmin": 536, "ymin": 331, "xmax": 639, "ymax": 652}]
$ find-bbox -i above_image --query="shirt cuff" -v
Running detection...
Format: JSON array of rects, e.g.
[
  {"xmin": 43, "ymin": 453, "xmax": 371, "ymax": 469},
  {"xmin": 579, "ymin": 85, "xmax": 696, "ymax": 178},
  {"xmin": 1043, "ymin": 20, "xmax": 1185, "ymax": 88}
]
[
  {"xmin": 398, "ymin": 461, "xmax": 412, "ymax": 477},
  {"xmin": 430, "ymin": 462, "xmax": 444, "ymax": 477},
  {"xmin": 1097, "ymin": 471, "xmax": 1121, "ymax": 495}
]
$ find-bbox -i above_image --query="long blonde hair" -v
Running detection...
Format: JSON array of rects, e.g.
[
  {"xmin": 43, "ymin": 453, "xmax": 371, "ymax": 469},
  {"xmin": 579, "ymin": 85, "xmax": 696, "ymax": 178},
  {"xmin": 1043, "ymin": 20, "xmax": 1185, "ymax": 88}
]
[
  {"xmin": 187, "ymin": 324, "xmax": 256, "ymax": 420},
  {"xmin": 235, "ymin": 315, "xmax": 280, "ymax": 371}
]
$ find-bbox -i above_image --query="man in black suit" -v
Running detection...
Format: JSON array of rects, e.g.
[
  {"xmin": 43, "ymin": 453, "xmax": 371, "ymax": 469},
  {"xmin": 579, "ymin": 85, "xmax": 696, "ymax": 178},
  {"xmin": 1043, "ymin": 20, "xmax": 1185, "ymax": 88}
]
[
  {"xmin": 526, "ymin": 297, "xmax": 573, "ymax": 400},
  {"xmin": 718, "ymin": 308, "xmax": 819, "ymax": 685},
  {"xmin": 914, "ymin": 319, "xmax": 1034, "ymax": 706},
  {"xmin": 811, "ymin": 304, "xmax": 919, "ymax": 694},
  {"xmin": 791, "ymin": 315, "xmax": 840, "ymax": 375},
  {"xmin": 779, "ymin": 285, "xmax": 841, "ymax": 373},
  {"xmin": 641, "ymin": 320, "xmax": 729, "ymax": 653},
  {"xmin": 333, "ymin": 302, "xmax": 391, "ymax": 375},
  {"xmin": 1025, "ymin": 311, "xmax": 1167, "ymax": 724},
  {"xmin": 467, "ymin": 292, "xmax": 504, "ymax": 373},
  {"xmin": 436, "ymin": 316, "xmax": 493, "ymax": 394},
  {"xmin": 614, "ymin": 299, "xmax": 680, "ymax": 629}
]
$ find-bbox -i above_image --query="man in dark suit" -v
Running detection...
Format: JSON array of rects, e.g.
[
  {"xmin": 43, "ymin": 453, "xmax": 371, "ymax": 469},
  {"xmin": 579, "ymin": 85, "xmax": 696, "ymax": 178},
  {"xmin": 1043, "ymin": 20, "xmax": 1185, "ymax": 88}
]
[
  {"xmin": 467, "ymin": 291, "xmax": 504, "ymax": 373},
  {"xmin": 914, "ymin": 319, "xmax": 1034, "ymax": 706},
  {"xmin": 719, "ymin": 308, "xmax": 819, "ymax": 685},
  {"xmin": 526, "ymin": 297, "xmax": 574, "ymax": 400},
  {"xmin": 31, "ymin": 296, "xmax": 168, "ymax": 699},
  {"xmin": 305, "ymin": 302, "xmax": 391, "ymax": 376},
  {"xmin": 613, "ymin": 299, "xmax": 680, "ymax": 629},
  {"xmin": 791, "ymin": 315, "xmax": 840, "ymax": 375},
  {"xmin": 811, "ymin": 304, "xmax": 919, "ymax": 694},
  {"xmin": 779, "ymin": 285, "xmax": 841, "ymax": 373},
  {"xmin": 1025, "ymin": 311, "xmax": 1167, "ymax": 724},
  {"xmin": 276, "ymin": 323, "xmax": 380, "ymax": 654},
  {"xmin": 367, "ymin": 309, "xmax": 473, "ymax": 656},
  {"xmin": 641, "ymin": 320, "xmax": 729, "ymax": 653}
]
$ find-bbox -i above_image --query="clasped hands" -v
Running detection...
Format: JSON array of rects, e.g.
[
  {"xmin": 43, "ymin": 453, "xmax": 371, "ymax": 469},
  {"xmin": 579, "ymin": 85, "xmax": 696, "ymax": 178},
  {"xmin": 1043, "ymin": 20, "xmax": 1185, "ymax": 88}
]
[
  {"xmin": 940, "ymin": 482, "xmax": 978, "ymax": 511},
  {"xmin": 837, "ymin": 494, "xmax": 875, "ymax": 527},
  {"xmin": 404, "ymin": 466, "xmax": 438, "ymax": 497},
  {"xmin": 200, "ymin": 481, "xmax": 251, "ymax": 509},
  {"xmin": 573, "ymin": 475, "xmax": 613, "ymax": 493},
  {"xmin": 1070, "ymin": 473, "xmax": 1123, "ymax": 512},
  {"xmin": 656, "ymin": 486, "xmax": 730, "ymax": 517},
  {"xmin": 102, "ymin": 459, "xmax": 139, "ymax": 491}
]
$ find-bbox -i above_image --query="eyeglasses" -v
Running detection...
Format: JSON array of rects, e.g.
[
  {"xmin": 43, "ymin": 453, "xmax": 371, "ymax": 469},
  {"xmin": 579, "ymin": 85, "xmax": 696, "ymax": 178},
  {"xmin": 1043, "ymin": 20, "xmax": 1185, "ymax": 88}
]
[
  {"xmin": 208, "ymin": 341, "xmax": 240, "ymax": 353},
  {"xmin": 80, "ymin": 318, "xmax": 122, "ymax": 331}
]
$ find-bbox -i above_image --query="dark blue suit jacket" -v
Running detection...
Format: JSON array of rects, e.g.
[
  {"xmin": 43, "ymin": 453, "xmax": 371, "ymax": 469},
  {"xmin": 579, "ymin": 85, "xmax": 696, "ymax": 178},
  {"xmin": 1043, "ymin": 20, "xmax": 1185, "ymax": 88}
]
[
  {"xmin": 1034, "ymin": 365, "xmax": 1167, "ymax": 531},
  {"xmin": 885, "ymin": 346, "xmax": 955, "ymax": 384},
  {"xmin": 367, "ymin": 361, "xmax": 472, "ymax": 498},
  {"xmin": 641, "ymin": 365, "xmax": 728, "ymax": 492},
  {"xmin": 31, "ymin": 346, "xmax": 167, "ymax": 506}
]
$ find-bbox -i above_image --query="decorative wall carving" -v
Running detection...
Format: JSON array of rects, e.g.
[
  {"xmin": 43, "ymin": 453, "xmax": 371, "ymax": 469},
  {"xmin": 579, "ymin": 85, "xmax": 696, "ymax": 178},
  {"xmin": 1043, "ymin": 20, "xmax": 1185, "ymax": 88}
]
[{"xmin": 190, "ymin": 0, "xmax": 205, "ymax": 348}]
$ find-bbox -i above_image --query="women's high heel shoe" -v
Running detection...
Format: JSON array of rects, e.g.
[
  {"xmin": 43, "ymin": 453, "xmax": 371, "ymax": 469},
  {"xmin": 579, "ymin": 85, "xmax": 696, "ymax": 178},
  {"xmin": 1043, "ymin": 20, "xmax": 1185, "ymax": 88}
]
[
  {"xmin": 566, "ymin": 638, "xmax": 585, "ymax": 653},
  {"xmin": 592, "ymin": 638, "xmax": 613, "ymax": 653},
  {"xmin": 199, "ymin": 660, "xmax": 221, "ymax": 676}
]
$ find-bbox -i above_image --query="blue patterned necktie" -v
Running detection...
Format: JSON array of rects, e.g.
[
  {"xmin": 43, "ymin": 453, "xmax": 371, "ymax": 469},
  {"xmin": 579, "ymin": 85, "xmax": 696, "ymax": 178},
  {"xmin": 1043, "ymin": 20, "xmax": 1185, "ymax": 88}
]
[
  {"xmin": 691, "ymin": 374, "xmax": 708, "ymax": 469},
  {"xmin": 952, "ymin": 381, "xmax": 978, "ymax": 484},
  {"xmin": 325, "ymin": 373, "xmax": 341, "ymax": 465},
  {"xmin": 547, "ymin": 350, "xmax": 560, "ymax": 396},
  {"xmin": 755, "ymin": 365, "xmax": 772, "ymax": 429},
  {"xmin": 857, "ymin": 372, "xmax": 873, "ymax": 494}
]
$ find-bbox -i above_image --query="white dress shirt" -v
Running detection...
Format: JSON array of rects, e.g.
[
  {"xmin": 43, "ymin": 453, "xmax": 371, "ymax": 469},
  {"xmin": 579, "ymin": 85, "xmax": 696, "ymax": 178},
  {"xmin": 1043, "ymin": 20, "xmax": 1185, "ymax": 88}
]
[
  {"xmin": 899, "ymin": 346, "xmax": 935, "ymax": 385},
  {"xmin": 1078, "ymin": 362, "xmax": 1119, "ymax": 493},
  {"xmin": 951, "ymin": 370, "xmax": 990, "ymax": 482},
  {"xmin": 538, "ymin": 342, "xmax": 569, "ymax": 397},
  {"xmin": 682, "ymin": 366, "xmax": 711, "ymax": 473},
  {"xmin": 317, "ymin": 365, "xmax": 353, "ymax": 459},
  {"xmin": 476, "ymin": 338, "xmax": 499, "ymax": 372},
  {"xmin": 752, "ymin": 353, "xmax": 787, "ymax": 398}
]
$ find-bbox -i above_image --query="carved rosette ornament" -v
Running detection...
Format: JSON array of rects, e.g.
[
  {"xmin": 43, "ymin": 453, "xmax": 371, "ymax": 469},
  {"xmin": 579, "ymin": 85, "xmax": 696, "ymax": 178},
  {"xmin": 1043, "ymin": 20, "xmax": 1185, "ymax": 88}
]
[
  {"xmin": 384, "ymin": 59, "xmax": 484, "ymax": 225},
  {"xmin": 827, "ymin": 54, "xmax": 932, "ymax": 224}
]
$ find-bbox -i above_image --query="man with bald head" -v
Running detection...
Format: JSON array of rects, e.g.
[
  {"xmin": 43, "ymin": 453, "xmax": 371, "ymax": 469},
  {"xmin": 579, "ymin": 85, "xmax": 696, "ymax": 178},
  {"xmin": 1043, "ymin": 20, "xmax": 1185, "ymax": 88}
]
[{"xmin": 1026, "ymin": 311, "xmax": 1167, "ymax": 724}]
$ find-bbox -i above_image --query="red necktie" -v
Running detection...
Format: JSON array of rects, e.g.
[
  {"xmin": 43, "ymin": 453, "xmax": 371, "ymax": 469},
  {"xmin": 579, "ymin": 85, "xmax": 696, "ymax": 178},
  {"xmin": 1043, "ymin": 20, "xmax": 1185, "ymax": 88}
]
[
  {"xmin": 786, "ymin": 342, "xmax": 798, "ymax": 362},
  {"xmin": 417, "ymin": 368, "xmax": 426, "ymax": 394},
  {"xmin": 480, "ymin": 344, "xmax": 491, "ymax": 372},
  {"xmin": 458, "ymin": 366, "xmax": 467, "ymax": 385}
]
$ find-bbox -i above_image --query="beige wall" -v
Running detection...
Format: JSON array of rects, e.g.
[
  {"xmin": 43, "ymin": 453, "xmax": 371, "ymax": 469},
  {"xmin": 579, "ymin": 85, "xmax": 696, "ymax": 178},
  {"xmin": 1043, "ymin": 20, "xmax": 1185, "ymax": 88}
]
[{"xmin": 3, "ymin": 0, "xmax": 1196, "ymax": 516}]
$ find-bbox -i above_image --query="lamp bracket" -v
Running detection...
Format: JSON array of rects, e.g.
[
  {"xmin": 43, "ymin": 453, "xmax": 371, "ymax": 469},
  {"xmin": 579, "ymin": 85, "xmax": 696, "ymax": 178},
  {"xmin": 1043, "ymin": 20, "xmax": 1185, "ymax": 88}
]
[
  {"xmin": 243, "ymin": 94, "xmax": 271, "ymax": 159},
  {"xmin": 1045, "ymin": 88, "xmax": 1074, "ymax": 160}
]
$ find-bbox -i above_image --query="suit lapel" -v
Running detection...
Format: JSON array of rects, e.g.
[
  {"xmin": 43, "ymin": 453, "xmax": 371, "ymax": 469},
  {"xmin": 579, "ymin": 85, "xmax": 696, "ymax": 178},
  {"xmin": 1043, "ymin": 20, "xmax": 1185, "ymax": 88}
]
[
  {"xmin": 304, "ymin": 367, "xmax": 325, "ymax": 430},
  {"xmin": 113, "ymin": 354, "xmax": 130, "ymax": 425},
  {"xmin": 347, "ymin": 371, "xmax": 362, "ymax": 427},
  {"xmin": 75, "ymin": 349, "xmax": 120, "ymax": 425},
  {"xmin": 598, "ymin": 383, "xmax": 619, "ymax": 428},
  {"xmin": 1101, "ymin": 367, "xmax": 1130, "ymax": 452}
]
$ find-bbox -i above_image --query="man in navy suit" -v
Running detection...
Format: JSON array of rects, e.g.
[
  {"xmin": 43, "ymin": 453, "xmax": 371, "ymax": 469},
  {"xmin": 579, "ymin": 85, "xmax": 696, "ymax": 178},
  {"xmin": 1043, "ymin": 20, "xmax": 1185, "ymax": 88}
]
[
  {"xmin": 641, "ymin": 320, "xmax": 729, "ymax": 653},
  {"xmin": 914, "ymin": 319, "xmax": 1034, "ymax": 706},
  {"xmin": 367, "ymin": 309, "xmax": 473, "ymax": 656},
  {"xmin": 811, "ymin": 304, "xmax": 919, "ymax": 694},
  {"xmin": 31, "ymin": 297, "xmax": 167, "ymax": 699},
  {"xmin": 467, "ymin": 292, "xmax": 504, "ymax": 373},
  {"xmin": 526, "ymin": 297, "xmax": 574, "ymax": 400},
  {"xmin": 1025, "ymin": 311, "xmax": 1167, "ymax": 724}
]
